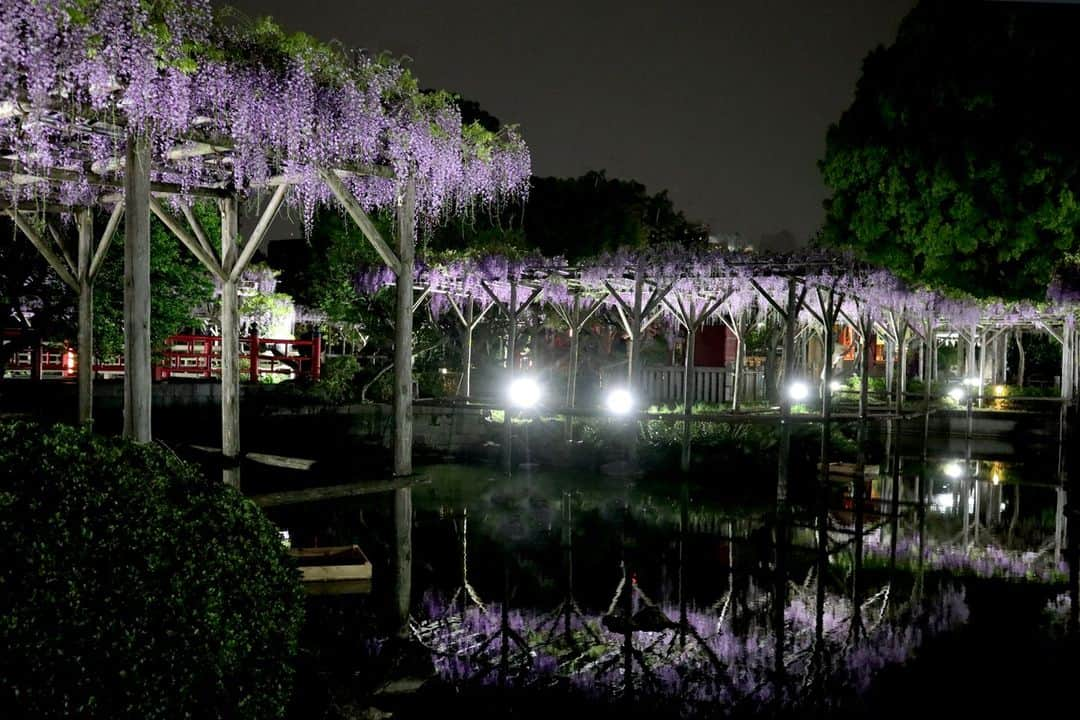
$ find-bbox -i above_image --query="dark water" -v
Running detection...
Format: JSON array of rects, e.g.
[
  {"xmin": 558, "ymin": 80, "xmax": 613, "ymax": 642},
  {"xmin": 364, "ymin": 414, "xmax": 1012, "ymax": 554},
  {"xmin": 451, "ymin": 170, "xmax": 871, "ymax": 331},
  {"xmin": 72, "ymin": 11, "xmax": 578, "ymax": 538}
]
[{"xmin": 261, "ymin": 427, "xmax": 1079, "ymax": 719}]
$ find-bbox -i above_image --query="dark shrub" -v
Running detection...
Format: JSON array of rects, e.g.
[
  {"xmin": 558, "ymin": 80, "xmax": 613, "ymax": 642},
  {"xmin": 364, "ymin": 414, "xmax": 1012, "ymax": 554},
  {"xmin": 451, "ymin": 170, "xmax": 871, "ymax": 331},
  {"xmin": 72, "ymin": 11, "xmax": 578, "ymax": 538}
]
[{"xmin": 0, "ymin": 422, "xmax": 304, "ymax": 719}]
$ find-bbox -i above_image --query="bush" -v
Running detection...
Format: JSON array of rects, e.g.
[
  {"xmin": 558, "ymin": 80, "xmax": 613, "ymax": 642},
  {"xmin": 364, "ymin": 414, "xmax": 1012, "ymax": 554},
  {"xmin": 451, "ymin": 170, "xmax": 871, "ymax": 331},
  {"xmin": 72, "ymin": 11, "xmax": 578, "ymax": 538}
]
[{"xmin": 0, "ymin": 422, "xmax": 305, "ymax": 719}]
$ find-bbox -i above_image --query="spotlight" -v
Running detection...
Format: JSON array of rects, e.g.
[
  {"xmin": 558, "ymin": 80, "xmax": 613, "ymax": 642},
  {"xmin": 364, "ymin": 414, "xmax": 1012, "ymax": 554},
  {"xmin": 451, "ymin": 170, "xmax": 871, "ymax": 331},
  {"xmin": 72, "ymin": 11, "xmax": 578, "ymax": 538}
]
[
  {"xmin": 606, "ymin": 388, "xmax": 634, "ymax": 416},
  {"xmin": 947, "ymin": 387, "xmax": 965, "ymax": 403},
  {"xmin": 788, "ymin": 381, "xmax": 809, "ymax": 402},
  {"xmin": 829, "ymin": 380, "xmax": 844, "ymax": 393},
  {"xmin": 944, "ymin": 461, "xmax": 964, "ymax": 479},
  {"xmin": 508, "ymin": 377, "xmax": 541, "ymax": 409}
]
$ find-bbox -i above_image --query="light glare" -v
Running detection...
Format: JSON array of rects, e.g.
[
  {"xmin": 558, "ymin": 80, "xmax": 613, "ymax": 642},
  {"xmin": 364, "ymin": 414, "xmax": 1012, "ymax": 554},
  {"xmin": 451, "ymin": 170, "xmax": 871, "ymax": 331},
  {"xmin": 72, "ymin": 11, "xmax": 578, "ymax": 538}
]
[
  {"xmin": 606, "ymin": 388, "xmax": 634, "ymax": 416},
  {"xmin": 508, "ymin": 377, "xmax": 541, "ymax": 409},
  {"xmin": 788, "ymin": 381, "xmax": 809, "ymax": 402},
  {"xmin": 948, "ymin": 387, "xmax": 965, "ymax": 403},
  {"xmin": 944, "ymin": 461, "xmax": 964, "ymax": 479}
]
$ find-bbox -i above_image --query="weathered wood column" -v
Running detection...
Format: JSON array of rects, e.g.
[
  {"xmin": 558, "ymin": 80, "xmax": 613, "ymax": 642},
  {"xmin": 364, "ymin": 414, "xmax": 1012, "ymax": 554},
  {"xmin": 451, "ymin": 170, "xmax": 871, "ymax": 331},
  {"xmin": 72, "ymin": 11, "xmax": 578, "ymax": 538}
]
[
  {"xmin": 393, "ymin": 179, "xmax": 416, "ymax": 476},
  {"xmin": 76, "ymin": 210, "xmax": 93, "ymax": 425},
  {"xmin": 219, "ymin": 197, "xmax": 241, "ymax": 488},
  {"xmin": 778, "ymin": 278, "xmax": 799, "ymax": 504},
  {"xmin": 464, "ymin": 298, "xmax": 475, "ymax": 398},
  {"xmin": 628, "ymin": 264, "xmax": 644, "ymax": 390},
  {"xmin": 680, "ymin": 314, "xmax": 697, "ymax": 473},
  {"xmin": 393, "ymin": 177, "xmax": 416, "ymax": 635},
  {"xmin": 123, "ymin": 134, "xmax": 152, "ymax": 443}
]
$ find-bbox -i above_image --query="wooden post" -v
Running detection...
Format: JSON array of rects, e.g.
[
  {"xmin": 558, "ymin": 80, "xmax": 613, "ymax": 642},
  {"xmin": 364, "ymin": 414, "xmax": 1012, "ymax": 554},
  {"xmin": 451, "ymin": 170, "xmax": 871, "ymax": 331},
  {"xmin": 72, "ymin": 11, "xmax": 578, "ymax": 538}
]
[
  {"xmin": 732, "ymin": 317, "xmax": 746, "ymax": 411},
  {"xmin": 778, "ymin": 278, "xmax": 798, "ymax": 504},
  {"xmin": 392, "ymin": 177, "xmax": 416, "ymax": 636},
  {"xmin": 896, "ymin": 323, "xmax": 908, "ymax": 414},
  {"xmin": 220, "ymin": 197, "xmax": 241, "ymax": 488},
  {"xmin": 123, "ymin": 133, "xmax": 152, "ymax": 443},
  {"xmin": 394, "ymin": 177, "xmax": 416, "ymax": 477},
  {"xmin": 249, "ymin": 326, "xmax": 260, "ymax": 383},
  {"xmin": 76, "ymin": 209, "xmax": 93, "ymax": 425},
  {"xmin": 628, "ymin": 263, "xmax": 644, "ymax": 390},
  {"xmin": 464, "ymin": 297, "xmax": 475, "ymax": 399},
  {"xmin": 503, "ymin": 279, "xmax": 518, "ymax": 474},
  {"xmin": 1062, "ymin": 320, "xmax": 1073, "ymax": 401},
  {"xmin": 565, "ymin": 297, "xmax": 581, "ymax": 442},
  {"xmin": 681, "ymin": 311, "xmax": 697, "ymax": 473},
  {"xmin": 311, "ymin": 329, "xmax": 321, "ymax": 380}
]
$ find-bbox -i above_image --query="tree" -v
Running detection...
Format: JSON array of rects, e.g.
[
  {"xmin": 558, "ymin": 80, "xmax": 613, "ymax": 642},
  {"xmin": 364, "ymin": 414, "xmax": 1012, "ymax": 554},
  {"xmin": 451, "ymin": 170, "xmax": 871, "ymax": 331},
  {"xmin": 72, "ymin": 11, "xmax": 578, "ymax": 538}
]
[
  {"xmin": 820, "ymin": 0, "xmax": 1080, "ymax": 300},
  {"xmin": 93, "ymin": 208, "xmax": 216, "ymax": 358}
]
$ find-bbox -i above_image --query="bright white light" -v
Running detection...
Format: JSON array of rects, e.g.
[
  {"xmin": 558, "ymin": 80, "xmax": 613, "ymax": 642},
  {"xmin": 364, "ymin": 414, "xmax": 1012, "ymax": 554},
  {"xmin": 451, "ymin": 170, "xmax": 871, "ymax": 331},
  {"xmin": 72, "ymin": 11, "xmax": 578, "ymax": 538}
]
[
  {"xmin": 944, "ymin": 461, "xmax": 964, "ymax": 479},
  {"xmin": 829, "ymin": 380, "xmax": 844, "ymax": 393},
  {"xmin": 931, "ymin": 492, "xmax": 956, "ymax": 512},
  {"xmin": 963, "ymin": 377, "xmax": 982, "ymax": 388},
  {"xmin": 788, "ymin": 381, "xmax": 810, "ymax": 402},
  {"xmin": 606, "ymin": 388, "xmax": 634, "ymax": 416},
  {"xmin": 992, "ymin": 472, "xmax": 1001, "ymax": 485},
  {"xmin": 948, "ymin": 387, "xmax": 965, "ymax": 403},
  {"xmin": 508, "ymin": 377, "xmax": 541, "ymax": 409},
  {"xmin": 279, "ymin": 530, "xmax": 291, "ymax": 547}
]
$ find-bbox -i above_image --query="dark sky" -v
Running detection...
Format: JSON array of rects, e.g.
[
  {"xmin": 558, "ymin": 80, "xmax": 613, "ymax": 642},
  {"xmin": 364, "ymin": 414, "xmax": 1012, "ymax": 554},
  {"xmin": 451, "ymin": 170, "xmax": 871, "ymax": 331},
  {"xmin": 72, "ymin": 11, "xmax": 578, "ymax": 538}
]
[{"xmin": 220, "ymin": 0, "xmax": 915, "ymax": 248}]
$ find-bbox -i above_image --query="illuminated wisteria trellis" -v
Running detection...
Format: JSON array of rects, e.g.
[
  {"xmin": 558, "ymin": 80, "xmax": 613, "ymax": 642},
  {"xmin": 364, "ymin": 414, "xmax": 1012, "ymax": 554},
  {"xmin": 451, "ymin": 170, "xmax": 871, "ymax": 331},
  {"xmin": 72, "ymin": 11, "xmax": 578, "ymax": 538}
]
[
  {"xmin": 360, "ymin": 243, "xmax": 1080, "ymax": 471},
  {"xmin": 0, "ymin": 0, "xmax": 531, "ymax": 485}
]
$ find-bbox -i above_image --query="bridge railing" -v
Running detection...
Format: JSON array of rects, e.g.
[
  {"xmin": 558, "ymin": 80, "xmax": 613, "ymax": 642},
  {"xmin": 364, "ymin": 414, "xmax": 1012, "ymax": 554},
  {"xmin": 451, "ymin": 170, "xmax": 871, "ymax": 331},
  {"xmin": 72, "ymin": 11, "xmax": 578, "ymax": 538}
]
[{"xmin": 642, "ymin": 365, "xmax": 765, "ymax": 406}]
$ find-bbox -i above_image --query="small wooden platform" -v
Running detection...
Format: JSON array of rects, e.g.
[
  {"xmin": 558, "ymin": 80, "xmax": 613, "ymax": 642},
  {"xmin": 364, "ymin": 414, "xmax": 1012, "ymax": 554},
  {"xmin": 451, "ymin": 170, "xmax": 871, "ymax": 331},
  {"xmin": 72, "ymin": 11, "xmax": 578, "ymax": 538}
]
[{"xmin": 290, "ymin": 545, "xmax": 372, "ymax": 595}]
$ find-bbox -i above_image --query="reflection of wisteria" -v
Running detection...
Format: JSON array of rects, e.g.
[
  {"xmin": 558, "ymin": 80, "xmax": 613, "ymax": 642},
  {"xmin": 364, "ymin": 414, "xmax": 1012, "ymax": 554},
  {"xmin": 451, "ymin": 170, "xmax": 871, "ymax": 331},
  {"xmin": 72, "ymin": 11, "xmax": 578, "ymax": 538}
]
[
  {"xmin": 1044, "ymin": 593, "xmax": 1072, "ymax": 628},
  {"xmin": 413, "ymin": 583, "xmax": 969, "ymax": 715},
  {"xmin": 864, "ymin": 536, "xmax": 1068, "ymax": 582}
]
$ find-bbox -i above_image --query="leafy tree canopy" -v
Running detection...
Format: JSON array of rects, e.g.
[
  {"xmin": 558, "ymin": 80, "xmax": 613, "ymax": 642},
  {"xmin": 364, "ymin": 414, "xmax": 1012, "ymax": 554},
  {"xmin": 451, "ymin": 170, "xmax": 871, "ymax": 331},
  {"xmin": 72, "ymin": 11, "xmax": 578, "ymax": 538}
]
[{"xmin": 820, "ymin": 0, "xmax": 1080, "ymax": 300}]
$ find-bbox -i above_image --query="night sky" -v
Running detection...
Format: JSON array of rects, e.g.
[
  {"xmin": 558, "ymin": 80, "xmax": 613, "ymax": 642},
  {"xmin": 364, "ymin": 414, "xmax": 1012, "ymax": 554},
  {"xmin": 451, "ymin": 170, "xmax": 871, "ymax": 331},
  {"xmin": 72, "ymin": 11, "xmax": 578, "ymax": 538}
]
[{"xmin": 219, "ymin": 0, "xmax": 915, "ymax": 248}]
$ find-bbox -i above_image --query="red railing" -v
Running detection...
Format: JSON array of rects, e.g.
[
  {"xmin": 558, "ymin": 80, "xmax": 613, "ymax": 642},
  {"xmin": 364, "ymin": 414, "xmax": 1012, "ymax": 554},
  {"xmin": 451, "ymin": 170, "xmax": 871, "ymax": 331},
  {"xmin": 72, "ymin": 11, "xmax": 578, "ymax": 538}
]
[{"xmin": 3, "ymin": 331, "xmax": 321, "ymax": 382}]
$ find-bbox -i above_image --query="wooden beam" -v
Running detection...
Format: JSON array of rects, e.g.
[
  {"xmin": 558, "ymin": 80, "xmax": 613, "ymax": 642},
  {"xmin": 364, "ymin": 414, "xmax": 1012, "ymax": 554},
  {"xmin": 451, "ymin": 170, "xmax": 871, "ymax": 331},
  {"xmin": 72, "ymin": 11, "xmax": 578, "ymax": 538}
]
[
  {"xmin": 0, "ymin": 158, "xmax": 232, "ymax": 198},
  {"xmin": 45, "ymin": 219, "xmax": 77, "ymax": 279},
  {"xmin": 179, "ymin": 203, "xmax": 216, "ymax": 262},
  {"xmin": 7, "ymin": 211, "xmax": 77, "ymax": 290},
  {"xmin": 89, "ymin": 201, "xmax": 124, "ymax": 280},
  {"xmin": 148, "ymin": 194, "xmax": 225, "ymax": 280},
  {"xmin": 230, "ymin": 183, "xmax": 288, "ymax": 282},
  {"xmin": 320, "ymin": 168, "xmax": 400, "ymax": 275}
]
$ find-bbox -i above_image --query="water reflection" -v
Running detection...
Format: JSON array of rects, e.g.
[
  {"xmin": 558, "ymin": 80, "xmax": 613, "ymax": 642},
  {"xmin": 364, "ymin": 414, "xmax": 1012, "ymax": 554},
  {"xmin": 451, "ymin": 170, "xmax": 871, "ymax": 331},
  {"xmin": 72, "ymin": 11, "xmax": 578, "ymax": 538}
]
[{"xmin": 271, "ymin": 439, "xmax": 1079, "ymax": 715}]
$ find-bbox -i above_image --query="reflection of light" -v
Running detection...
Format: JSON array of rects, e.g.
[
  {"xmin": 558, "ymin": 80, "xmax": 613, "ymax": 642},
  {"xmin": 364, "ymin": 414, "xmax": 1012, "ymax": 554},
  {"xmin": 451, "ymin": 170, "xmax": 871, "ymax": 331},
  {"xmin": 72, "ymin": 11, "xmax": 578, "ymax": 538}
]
[
  {"xmin": 508, "ymin": 378, "xmax": 541, "ymax": 409},
  {"xmin": 948, "ymin": 387, "xmax": 965, "ymax": 403},
  {"xmin": 788, "ymin": 381, "xmax": 809, "ymax": 402},
  {"xmin": 605, "ymin": 388, "xmax": 634, "ymax": 416},
  {"xmin": 944, "ymin": 462, "xmax": 964, "ymax": 479},
  {"xmin": 992, "ymin": 472, "xmax": 1001, "ymax": 485},
  {"xmin": 993, "ymin": 385, "xmax": 1007, "ymax": 397},
  {"xmin": 932, "ymin": 493, "xmax": 956, "ymax": 511},
  {"xmin": 280, "ymin": 530, "xmax": 290, "ymax": 547},
  {"xmin": 829, "ymin": 380, "xmax": 844, "ymax": 393}
]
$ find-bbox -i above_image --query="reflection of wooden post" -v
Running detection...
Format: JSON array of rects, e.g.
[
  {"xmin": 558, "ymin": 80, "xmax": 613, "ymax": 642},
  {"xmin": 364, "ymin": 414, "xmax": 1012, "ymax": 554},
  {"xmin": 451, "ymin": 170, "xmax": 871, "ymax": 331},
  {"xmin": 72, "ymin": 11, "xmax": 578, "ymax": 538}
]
[{"xmin": 124, "ymin": 133, "xmax": 152, "ymax": 443}]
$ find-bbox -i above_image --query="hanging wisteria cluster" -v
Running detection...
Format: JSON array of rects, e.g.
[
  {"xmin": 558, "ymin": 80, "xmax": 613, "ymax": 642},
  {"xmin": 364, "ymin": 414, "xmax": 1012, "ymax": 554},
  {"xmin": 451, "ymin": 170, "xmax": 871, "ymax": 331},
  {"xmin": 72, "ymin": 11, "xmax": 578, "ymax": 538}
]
[
  {"xmin": 357, "ymin": 244, "xmax": 1080, "ymax": 336},
  {"xmin": 0, "ymin": 0, "xmax": 531, "ymax": 227}
]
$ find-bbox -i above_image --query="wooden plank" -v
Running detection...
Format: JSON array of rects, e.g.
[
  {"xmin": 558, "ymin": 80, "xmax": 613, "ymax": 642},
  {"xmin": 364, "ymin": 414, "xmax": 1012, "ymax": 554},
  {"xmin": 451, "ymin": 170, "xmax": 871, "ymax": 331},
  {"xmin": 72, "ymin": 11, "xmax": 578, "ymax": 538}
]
[
  {"xmin": 249, "ymin": 476, "xmax": 427, "ymax": 507},
  {"xmin": 303, "ymin": 579, "xmax": 372, "ymax": 596},
  {"xmin": 299, "ymin": 565, "xmax": 373, "ymax": 582}
]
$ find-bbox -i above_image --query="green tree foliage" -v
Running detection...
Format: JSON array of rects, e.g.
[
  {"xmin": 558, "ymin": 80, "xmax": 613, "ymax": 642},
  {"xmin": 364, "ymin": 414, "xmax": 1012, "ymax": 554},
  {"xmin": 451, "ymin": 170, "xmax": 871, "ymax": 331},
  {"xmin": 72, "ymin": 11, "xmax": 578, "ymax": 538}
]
[
  {"xmin": 524, "ymin": 171, "xmax": 709, "ymax": 261},
  {"xmin": 820, "ymin": 0, "xmax": 1080, "ymax": 299},
  {"xmin": 0, "ymin": 421, "xmax": 304, "ymax": 719},
  {"xmin": 93, "ymin": 205, "xmax": 216, "ymax": 357}
]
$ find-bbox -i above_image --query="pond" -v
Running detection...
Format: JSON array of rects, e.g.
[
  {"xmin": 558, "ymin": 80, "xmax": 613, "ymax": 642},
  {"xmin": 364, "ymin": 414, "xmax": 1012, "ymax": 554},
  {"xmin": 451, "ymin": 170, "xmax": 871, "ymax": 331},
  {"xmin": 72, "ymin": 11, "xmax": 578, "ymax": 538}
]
[{"xmin": 259, "ymin": 420, "xmax": 1079, "ymax": 719}]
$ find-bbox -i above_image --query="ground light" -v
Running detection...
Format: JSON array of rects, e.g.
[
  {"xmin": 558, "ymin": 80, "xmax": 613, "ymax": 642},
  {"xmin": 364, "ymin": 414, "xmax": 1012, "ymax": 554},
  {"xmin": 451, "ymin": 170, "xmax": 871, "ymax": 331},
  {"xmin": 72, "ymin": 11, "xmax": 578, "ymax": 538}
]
[
  {"xmin": 606, "ymin": 388, "xmax": 634, "ymax": 416},
  {"xmin": 948, "ymin": 387, "xmax": 965, "ymax": 403},
  {"xmin": 508, "ymin": 377, "xmax": 541, "ymax": 409},
  {"xmin": 788, "ymin": 381, "xmax": 809, "ymax": 402},
  {"xmin": 944, "ymin": 461, "xmax": 964, "ymax": 479}
]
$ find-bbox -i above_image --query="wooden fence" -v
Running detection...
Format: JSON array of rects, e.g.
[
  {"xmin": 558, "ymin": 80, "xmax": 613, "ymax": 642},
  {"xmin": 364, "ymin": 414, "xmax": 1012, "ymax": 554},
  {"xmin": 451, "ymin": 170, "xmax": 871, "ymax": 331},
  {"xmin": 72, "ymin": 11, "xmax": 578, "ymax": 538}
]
[{"xmin": 642, "ymin": 365, "xmax": 766, "ymax": 406}]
